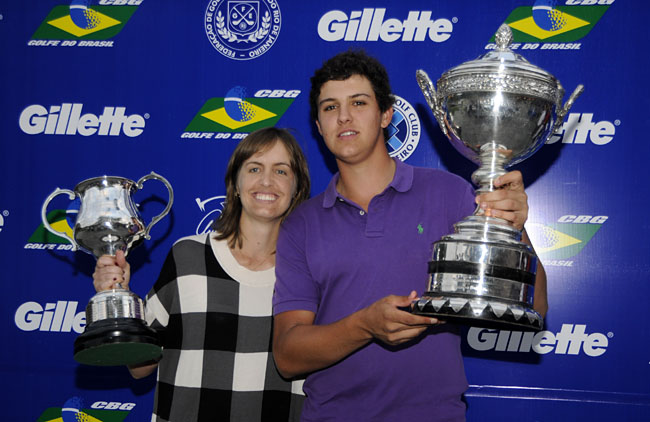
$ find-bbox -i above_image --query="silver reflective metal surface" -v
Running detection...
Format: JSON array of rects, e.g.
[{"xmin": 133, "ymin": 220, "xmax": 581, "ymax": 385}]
[
  {"xmin": 42, "ymin": 172, "xmax": 174, "ymax": 258},
  {"xmin": 414, "ymin": 25, "xmax": 584, "ymax": 330},
  {"xmin": 41, "ymin": 172, "xmax": 173, "ymax": 364},
  {"xmin": 86, "ymin": 290, "xmax": 145, "ymax": 325},
  {"xmin": 433, "ymin": 238, "xmax": 536, "ymax": 270},
  {"xmin": 427, "ymin": 273, "xmax": 533, "ymax": 305}
]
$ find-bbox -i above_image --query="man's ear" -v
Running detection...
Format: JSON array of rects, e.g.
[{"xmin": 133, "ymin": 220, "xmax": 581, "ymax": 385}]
[
  {"xmin": 380, "ymin": 107, "xmax": 394, "ymax": 129},
  {"xmin": 315, "ymin": 119, "xmax": 323, "ymax": 136}
]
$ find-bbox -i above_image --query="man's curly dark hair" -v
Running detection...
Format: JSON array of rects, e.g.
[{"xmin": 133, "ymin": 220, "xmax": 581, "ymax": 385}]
[{"xmin": 309, "ymin": 50, "xmax": 395, "ymax": 122}]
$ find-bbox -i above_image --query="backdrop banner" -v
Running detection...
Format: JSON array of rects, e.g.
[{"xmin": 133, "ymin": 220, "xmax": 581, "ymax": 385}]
[{"xmin": 1, "ymin": 1, "xmax": 648, "ymax": 420}]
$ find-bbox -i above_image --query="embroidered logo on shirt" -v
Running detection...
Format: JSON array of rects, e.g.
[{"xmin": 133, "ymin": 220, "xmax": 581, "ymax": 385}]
[{"xmin": 417, "ymin": 223, "xmax": 424, "ymax": 234}]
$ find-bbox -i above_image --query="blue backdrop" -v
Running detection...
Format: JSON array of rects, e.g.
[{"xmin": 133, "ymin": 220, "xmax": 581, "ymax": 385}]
[{"xmin": 1, "ymin": 0, "xmax": 648, "ymax": 420}]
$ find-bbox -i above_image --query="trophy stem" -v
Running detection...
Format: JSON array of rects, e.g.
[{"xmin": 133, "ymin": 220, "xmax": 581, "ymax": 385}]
[{"xmin": 471, "ymin": 142, "xmax": 510, "ymax": 195}]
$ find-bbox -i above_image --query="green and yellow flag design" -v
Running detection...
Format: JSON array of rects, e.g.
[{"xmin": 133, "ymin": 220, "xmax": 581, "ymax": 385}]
[
  {"xmin": 492, "ymin": 5, "xmax": 610, "ymax": 43},
  {"xmin": 32, "ymin": 5, "xmax": 138, "ymax": 40},
  {"xmin": 528, "ymin": 222, "xmax": 603, "ymax": 260}
]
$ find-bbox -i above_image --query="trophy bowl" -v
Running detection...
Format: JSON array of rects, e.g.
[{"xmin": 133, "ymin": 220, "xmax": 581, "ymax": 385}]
[
  {"xmin": 413, "ymin": 24, "xmax": 583, "ymax": 331},
  {"xmin": 42, "ymin": 172, "xmax": 173, "ymax": 365}
]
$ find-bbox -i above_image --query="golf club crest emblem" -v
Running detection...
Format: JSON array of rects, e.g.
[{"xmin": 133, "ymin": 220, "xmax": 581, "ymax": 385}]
[
  {"xmin": 386, "ymin": 95, "xmax": 421, "ymax": 162},
  {"xmin": 205, "ymin": 0, "xmax": 281, "ymax": 61}
]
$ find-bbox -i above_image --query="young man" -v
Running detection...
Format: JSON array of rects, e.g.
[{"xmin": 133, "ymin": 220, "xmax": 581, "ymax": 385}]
[{"xmin": 272, "ymin": 50, "xmax": 548, "ymax": 421}]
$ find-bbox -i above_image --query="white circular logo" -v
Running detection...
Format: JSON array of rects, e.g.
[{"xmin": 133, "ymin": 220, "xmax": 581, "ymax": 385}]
[
  {"xmin": 386, "ymin": 95, "xmax": 421, "ymax": 161},
  {"xmin": 204, "ymin": 0, "xmax": 281, "ymax": 61}
]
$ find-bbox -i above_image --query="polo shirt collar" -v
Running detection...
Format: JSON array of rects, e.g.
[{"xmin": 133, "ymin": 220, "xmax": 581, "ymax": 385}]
[{"xmin": 322, "ymin": 157, "xmax": 414, "ymax": 208}]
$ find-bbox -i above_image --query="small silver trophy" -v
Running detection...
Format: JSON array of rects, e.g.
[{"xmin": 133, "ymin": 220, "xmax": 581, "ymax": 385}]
[
  {"xmin": 41, "ymin": 172, "xmax": 173, "ymax": 365},
  {"xmin": 413, "ymin": 24, "xmax": 583, "ymax": 330}
]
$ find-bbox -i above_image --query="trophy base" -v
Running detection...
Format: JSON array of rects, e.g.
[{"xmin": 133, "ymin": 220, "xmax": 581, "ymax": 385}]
[
  {"xmin": 74, "ymin": 318, "xmax": 162, "ymax": 366},
  {"xmin": 413, "ymin": 295, "xmax": 543, "ymax": 331},
  {"xmin": 413, "ymin": 215, "xmax": 543, "ymax": 331}
]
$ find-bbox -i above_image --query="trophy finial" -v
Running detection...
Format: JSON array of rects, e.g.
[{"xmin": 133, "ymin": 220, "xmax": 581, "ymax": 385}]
[{"xmin": 495, "ymin": 24, "xmax": 513, "ymax": 50}]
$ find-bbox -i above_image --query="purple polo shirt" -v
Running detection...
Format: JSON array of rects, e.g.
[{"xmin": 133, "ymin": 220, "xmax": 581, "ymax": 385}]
[{"xmin": 274, "ymin": 158, "xmax": 476, "ymax": 421}]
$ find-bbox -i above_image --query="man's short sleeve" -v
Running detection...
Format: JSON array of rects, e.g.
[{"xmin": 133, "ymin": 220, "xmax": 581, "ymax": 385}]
[{"xmin": 273, "ymin": 208, "xmax": 320, "ymax": 315}]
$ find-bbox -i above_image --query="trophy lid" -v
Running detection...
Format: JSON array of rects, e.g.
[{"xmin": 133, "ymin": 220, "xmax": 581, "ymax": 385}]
[
  {"xmin": 438, "ymin": 24, "xmax": 563, "ymax": 103},
  {"xmin": 74, "ymin": 175, "xmax": 138, "ymax": 193}
]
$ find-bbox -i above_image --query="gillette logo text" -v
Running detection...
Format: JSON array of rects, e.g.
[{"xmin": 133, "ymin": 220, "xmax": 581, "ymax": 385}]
[
  {"xmin": 467, "ymin": 324, "xmax": 610, "ymax": 357},
  {"xmin": 318, "ymin": 9, "xmax": 454, "ymax": 42},
  {"xmin": 19, "ymin": 103, "xmax": 147, "ymax": 137},
  {"xmin": 15, "ymin": 301, "xmax": 86, "ymax": 333},
  {"xmin": 549, "ymin": 113, "xmax": 618, "ymax": 145}
]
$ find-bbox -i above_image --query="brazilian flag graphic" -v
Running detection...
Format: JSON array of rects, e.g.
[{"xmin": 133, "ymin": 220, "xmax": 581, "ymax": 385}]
[
  {"xmin": 37, "ymin": 408, "xmax": 129, "ymax": 422},
  {"xmin": 492, "ymin": 4, "xmax": 610, "ymax": 43},
  {"xmin": 31, "ymin": 3, "xmax": 138, "ymax": 40},
  {"xmin": 37, "ymin": 397, "xmax": 131, "ymax": 421},
  {"xmin": 527, "ymin": 222, "xmax": 603, "ymax": 260},
  {"xmin": 29, "ymin": 209, "xmax": 74, "ymax": 244},
  {"xmin": 185, "ymin": 96, "xmax": 297, "ymax": 133}
]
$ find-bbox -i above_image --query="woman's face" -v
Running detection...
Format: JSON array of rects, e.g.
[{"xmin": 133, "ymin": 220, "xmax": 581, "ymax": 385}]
[{"xmin": 237, "ymin": 140, "xmax": 296, "ymax": 224}]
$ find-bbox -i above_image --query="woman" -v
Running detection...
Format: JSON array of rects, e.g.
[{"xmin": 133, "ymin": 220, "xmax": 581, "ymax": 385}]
[{"xmin": 93, "ymin": 127, "xmax": 311, "ymax": 422}]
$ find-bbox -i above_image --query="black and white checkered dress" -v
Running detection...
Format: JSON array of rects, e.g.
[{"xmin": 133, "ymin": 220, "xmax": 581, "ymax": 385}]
[{"xmin": 144, "ymin": 233, "xmax": 304, "ymax": 422}]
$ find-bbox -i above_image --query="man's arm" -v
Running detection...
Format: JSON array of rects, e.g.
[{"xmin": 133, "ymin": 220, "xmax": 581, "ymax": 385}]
[{"xmin": 273, "ymin": 291, "xmax": 438, "ymax": 379}]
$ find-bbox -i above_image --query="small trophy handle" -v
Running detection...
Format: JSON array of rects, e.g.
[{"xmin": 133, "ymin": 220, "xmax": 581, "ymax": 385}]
[
  {"xmin": 416, "ymin": 69, "xmax": 448, "ymax": 136},
  {"xmin": 41, "ymin": 188, "xmax": 79, "ymax": 251},
  {"xmin": 136, "ymin": 172, "xmax": 174, "ymax": 240},
  {"xmin": 552, "ymin": 84, "xmax": 584, "ymax": 133}
]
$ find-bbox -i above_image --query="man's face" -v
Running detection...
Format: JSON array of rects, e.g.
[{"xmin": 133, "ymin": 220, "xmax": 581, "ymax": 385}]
[{"xmin": 315, "ymin": 75, "xmax": 393, "ymax": 165}]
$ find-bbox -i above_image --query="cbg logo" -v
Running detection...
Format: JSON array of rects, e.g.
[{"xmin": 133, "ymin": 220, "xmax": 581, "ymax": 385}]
[
  {"xmin": 386, "ymin": 95, "xmax": 420, "ymax": 161},
  {"xmin": 318, "ymin": 9, "xmax": 454, "ymax": 42},
  {"xmin": 29, "ymin": 0, "xmax": 144, "ymax": 48},
  {"xmin": 19, "ymin": 103, "xmax": 147, "ymax": 137},
  {"xmin": 182, "ymin": 87, "xmax": 300, "ymax": 139},
  {"xmin": 527, "ymin": 214, "xmax": 607, "ymax": 266},
  {"xmin": 485, "ymin": 0, "xmax": 613, "ymax": 50},
  {"xmin": 467, "ymin": 324, "xmax": 611, "ymax": 357},
  {"xmin": 26, "ymin": 207, "xmax": 77, "ymax": 251},
  {"xmin": 205, "ymin": 0, "xmax": 281, "ymax": 60},
  {"xmin": 15, "ymin": 301, "xmax": 86, "ymax": 333},
  {"xmin": 36, "ymin": 396, "xmax": 134, "ymax": 422}
]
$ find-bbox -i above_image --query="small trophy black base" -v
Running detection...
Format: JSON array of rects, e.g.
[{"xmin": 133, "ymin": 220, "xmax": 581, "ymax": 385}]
[{"xmin": 74, "ymin": 318, "xmax": 162, "ymax": 366}]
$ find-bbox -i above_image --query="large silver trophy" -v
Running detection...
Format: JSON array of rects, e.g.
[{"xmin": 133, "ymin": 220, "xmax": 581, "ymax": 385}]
[
  {"xmin": 413, "ymin": 24, "xmax": 583, "ymax": 330},
  {"xmin": 42, "ymin": 172, "xmax": 173, "ymax": 365}
]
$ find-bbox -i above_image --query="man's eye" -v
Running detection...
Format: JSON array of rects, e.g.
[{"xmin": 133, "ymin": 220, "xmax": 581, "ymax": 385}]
[
  {"xmin": 249, "ymin": 167, "xmax": 260, "ymax": 173},
  {"xmin": 353, "ymin": 100, "xmax": 366, "ymax": 106},
  {"xmin": 276, "ymin": 169, "xmax": 287, "ymax": 175},
  {"xmin": 323, "ymin": 104, "xmax": 336, "ymax": 111}
]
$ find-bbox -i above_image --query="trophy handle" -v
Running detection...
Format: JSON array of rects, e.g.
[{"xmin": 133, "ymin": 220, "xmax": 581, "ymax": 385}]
[
  {"xmin": 416, "ymin": 69, "xmax": 448, "ymax": 136},
  {"xmin": 136, "ymin": 172, "xmax": 174, "ymax": 240},
  {"xmin": 41, "ymin": 188, "xmax": 79, "ymax": 251},
  {"xmin": 552, "ymin": 84, "xmax": 584, "ymax": 133}
]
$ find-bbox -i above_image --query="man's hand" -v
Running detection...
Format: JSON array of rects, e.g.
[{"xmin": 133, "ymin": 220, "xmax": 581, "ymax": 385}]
[
  {"xmin": 475, "ymin": 170, "xmax": 529, "ymax": 230},
  {"xmin": 359, "ymin": 291, "xmax": 442, "ymax": 345}
]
